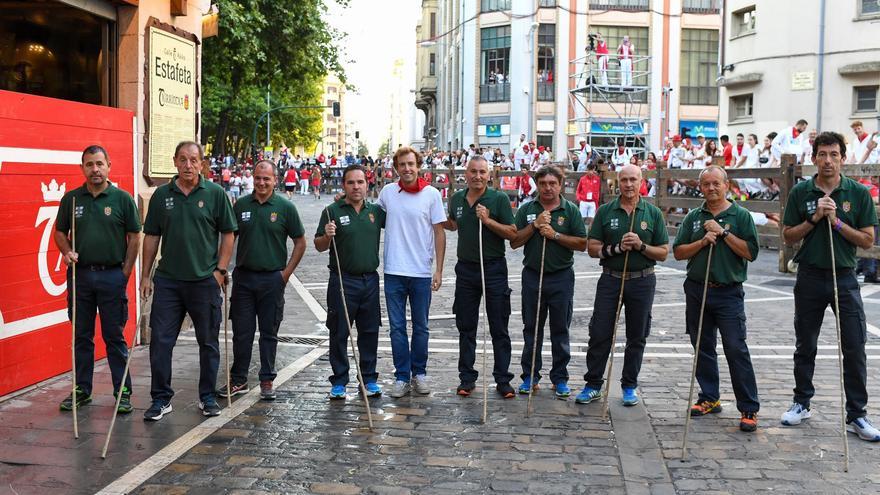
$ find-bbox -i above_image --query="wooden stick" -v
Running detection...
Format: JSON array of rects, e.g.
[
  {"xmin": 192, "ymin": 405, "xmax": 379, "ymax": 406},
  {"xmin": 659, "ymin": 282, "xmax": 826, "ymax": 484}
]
[
  {"xmin": 681, "ymin": 243, "xmax": 714, "ymax": 460},
  {"xmin": 71, "ymin": 197, "xmax": 79, "ymax": 439},
  {"xmin": 827, "ymin": 220, "xmax": 850, "ymax": 472},
  {"xmin": 601, "ymin": 211, "xmax": 639, "ymax": 420},
  {"xmin": 526, "ymin": 238, "xmax": 547, "ymax": 417},
  {"xmin": 478, "ymin": 221, "xmax": 489, "ymax": 424}
]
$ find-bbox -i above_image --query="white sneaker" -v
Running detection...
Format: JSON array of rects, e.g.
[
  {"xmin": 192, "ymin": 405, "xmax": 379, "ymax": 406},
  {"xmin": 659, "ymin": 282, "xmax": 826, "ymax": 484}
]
[
  {"xmin": 390, "ymin": 380, "xmax": 410, "ymax": 398},
  {"xmin": 780, "ymin": 402, "xmax": 812, "ymax": 426},
  {"xmin": 413, "ymin": 375, "xmax": 431, "ymax": 395},
  {"xmin": 847, "ymin": 416, "xmax": 880, "ymax": 442}
]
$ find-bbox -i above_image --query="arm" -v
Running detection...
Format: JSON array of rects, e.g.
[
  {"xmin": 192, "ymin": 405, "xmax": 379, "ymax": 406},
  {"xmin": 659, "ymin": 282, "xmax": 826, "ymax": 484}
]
[
  {"xmin": 281, "ymin": 236, "xmax": 307, "ymax": 283},
  {"xmin": 621, "ymin": 232, "xmax": 668, "ymax": 261},
  {"xmin": 122, "ymin": 232, "xmax": 141, "ymax": 279},
  {"xmin": 587, "ymin": 238, "xmax": 603, "ymax": 258},
  {"xmin": 673, "ymin": 234, "xmax": 714, "ymax": 260},
  {"xmin": 537, "ymin": 223, "xmax": 587, "ymax": 252},
  {"xmin": 510, "ymin": 223, "xmax": 536, "ymax": 250},
  {"xmin": 432, "ymin": 223, "xmax": 445, "ymax": 291},
  {"xmin": 214, "ymin": 232, "xmax": 235, "ymax": 288},
  {"xmin": 442, "ymin": 218, "xmax": 458, "ymax": 231},
  {"xmin": 314, "ymin": 220, "xmax": 335, "ymax": 252},
  {"xmin": 475, "ymin": 204, "xmax": 515, "ymax": 240},
  {"xmin": 140, "ymin": 234, "xmax": 160, "ymax": 299},
  {"xmin": 703, "ymin": 220, "xmax": 754, "ymax": 261},
  {"xmin": 54, "ymin": 230, "xmax": 77, "ymax": 265}
]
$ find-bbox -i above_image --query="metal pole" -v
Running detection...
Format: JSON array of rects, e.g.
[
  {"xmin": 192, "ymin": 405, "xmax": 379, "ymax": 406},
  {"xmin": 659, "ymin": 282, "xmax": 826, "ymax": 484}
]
[{"xmin": 266, "ymin": 83, "xmax": 271, "ymax": 151}]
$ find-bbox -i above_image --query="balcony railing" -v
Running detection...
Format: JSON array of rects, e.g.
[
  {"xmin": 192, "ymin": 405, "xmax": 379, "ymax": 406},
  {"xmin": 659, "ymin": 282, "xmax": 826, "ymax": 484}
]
[
  {"xmin": 589, "ymin": 0, "xmax": 648, "ymax": 11},
  {"xmin": 537, "ymin": 81, "xmax": 555, "ymax": 101},
  {"xmin": 480, "ymin": 82, "xmax": 510, "ymax": 103}
]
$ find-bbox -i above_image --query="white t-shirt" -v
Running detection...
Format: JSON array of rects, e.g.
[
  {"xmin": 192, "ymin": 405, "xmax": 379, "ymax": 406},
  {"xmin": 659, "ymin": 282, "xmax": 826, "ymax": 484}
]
[
  {"xmin": 378, "ymin": 183, "xmax": 446, "ymax": 278},
  {"xmin": 732, "ymin": 143, "xmax": 751, "ymax": 167},
  {"xmin": 229, "ymin": 176, "xmax": 242, "ymax": 193},
  {"xmin": 867, "ymin": 135, "xmax": 880, "ymax": 164},
  {"xmin": 771, "ymin": 127, "xmax": 804, "ymax": 161},
  {"xmin": 669, "ymin": 146, "xmax": 686, "ymax": 169},
  {"xmin": 744, "ymin": 145, "xmax": 760, "ymax": 168},
  {"xmin": 241, "ymin": 175, "xmax": 254, "ymax": 195},
  {"xmin": 850, "ymin": 133, "xmax": 872, "ymax": 164}
]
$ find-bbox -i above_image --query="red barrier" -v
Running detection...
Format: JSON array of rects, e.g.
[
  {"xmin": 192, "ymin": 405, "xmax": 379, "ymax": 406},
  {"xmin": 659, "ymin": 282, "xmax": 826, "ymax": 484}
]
[{"xmin": 0, "ymin": 90, "xmax": 137, "ymax": 396}]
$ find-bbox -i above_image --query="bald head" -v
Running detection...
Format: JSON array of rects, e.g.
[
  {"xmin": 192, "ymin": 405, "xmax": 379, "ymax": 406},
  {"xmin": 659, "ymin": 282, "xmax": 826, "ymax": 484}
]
[
  {"xmin": 699, "ymin": 165, "xmax": 727, "ymax": 183},
  {"xmin": 254, "ymin": 160, "xmax": 275, "ymax": 175},
  {"xmin": 617, "ymin": 164, "xmax": 642, "ymax": 181}
]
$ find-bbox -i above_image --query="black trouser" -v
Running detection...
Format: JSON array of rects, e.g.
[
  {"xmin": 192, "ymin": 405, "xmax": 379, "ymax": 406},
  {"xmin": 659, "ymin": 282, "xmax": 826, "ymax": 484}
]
[
  {"xmin": 793, "ymin": 265, "xmax": 868, "ymax": 422},
  {"xmin": 326, "ymin": 271, "xmax": 380, "ymax": 386},
  {"xmin": 67, "ymin": 266, "xmax": 131, "ymax": 396},
  {"xmin": 149, "ymin": 276, "xmax": 221, "ymax": 403},
  {"xmin": 584, "ymin": 273, "xmax": 655, "ymax": 390},
  {"xmin": 684, "ymin": 279, "xmax": 759, "ymax": 413},
  {"xmin": 453, "ymin": 259, "xmax": 514, "ymax": 385},
  {"xmin": 230, "ymin": 268, "xmax": 286, "ymax": 384},
  {"xmin": 520, "ymin": 266, "xmax": 574, "ymax": 386}
]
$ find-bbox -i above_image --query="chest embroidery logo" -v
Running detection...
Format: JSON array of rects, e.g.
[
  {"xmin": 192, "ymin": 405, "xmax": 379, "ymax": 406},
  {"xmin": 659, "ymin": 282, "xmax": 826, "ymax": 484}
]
[
  {"xmin": 241, "ymin": 211, "xmax": 251, "ymax": 222},
  {"xmin": 557, "ymin": 216, "xmax": 565, "ymax": 226},
  {"xmin": 340, "ymin": 215, "xmax": 351, "ymax": 226},
  {"xmin": 270, "ymin": 212, "xmax": 278, "ymax": 223},
  {"xmin": 640, "ymin": 220, "xmax": 648, "ymax": 231},
  {"xmin": 164, "ymin": 197, "xmax": 174, "ymax": 210},
  {"xmin": 74, "ymin": 205, "xmax": 84, "ymax": 218},
  {"xmin": 368, "ymin": 212, "xmax": 375, "ymax": 223},
  {"xmin": 104, "ymin": 206, "xmax": 112, "ymax": 216},
  {"xmin": 456, "ymin": 206, "xmax": 464, "ymax": 219},
  {"xmin": 806, "ymin": 200, "xmax": 817, "ymax": 214},
  {"xmin": 527, "ymin": 213, "xmax": 537, "ymax": 223},
  {"xmin": 610, "ymin": 218, "xmax": 619, "ymax": 230},
  {"xmin": 693, "ymin": 220, "xmax": 701, "ymax": 232},
  {"xmin": 842, "ymin": 201, "xmax": 851, "ymax": 213},
  {"xmin": 198, "ymin": 200, "xmax": 204, "ymax": 208}
]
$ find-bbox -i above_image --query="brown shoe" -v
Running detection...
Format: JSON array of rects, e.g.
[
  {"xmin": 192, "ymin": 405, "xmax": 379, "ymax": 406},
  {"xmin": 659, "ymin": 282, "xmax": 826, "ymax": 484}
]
[
  {"xmin": 740, "ymin": 412, "xmax": 758, "ymax": 432},
  {"xmin": 260, "ymin": 380, "xmax": 276, "ymax": 400}
]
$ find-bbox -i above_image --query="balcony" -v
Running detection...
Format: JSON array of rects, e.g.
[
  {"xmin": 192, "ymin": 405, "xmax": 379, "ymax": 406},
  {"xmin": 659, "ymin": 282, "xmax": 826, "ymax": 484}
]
[
  {"xmin": 480, "ymin": 82, "xmax": 510, "ymax": 103},
  {"xmin": 589, "ymin": 0, "xmax": 648, "ymax": 11},
  {"xmin": 537, "ymin": 81, "xmax": 555, "ymax": 101}
]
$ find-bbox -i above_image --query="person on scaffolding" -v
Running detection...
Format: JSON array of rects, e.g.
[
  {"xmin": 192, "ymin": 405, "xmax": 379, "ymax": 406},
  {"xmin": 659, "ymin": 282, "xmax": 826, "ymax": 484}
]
[
  {"xmin": 594, "ymin": 33, "xmax": 609, "ymax": 86},
  {"xmin": 617, "ymin": 35, "xmax": 635, "ymax": 88}
]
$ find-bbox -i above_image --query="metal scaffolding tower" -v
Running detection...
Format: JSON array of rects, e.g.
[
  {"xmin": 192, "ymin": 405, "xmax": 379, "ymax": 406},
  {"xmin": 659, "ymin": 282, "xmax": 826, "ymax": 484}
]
[{"xmin": 568, "ymin": 52, "xmax": 651, "ymax": 161}]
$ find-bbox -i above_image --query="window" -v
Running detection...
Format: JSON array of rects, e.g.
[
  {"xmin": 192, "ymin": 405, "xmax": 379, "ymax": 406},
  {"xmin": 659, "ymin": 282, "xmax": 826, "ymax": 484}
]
[
  {"xmin": 481, "ymin": 0, "xmax": 510, "ymax": 12},
  {"xmin": 539, "ymin": 0, "xmax": 557, "ymax": 7},
  {"xmin": 680, "ymin": 29, "xmax": 719, "ymax": 105},
  {"xmin": 860, "ymin": 0, "xmax": 880, "ymax": 16},
  {"xmin": 730, "ymin": 94, "xmax": 753, "ymax": 122},
  {"xmin": 536, "ymin": 133, "xmax": 553, "ymax": 150},
  {"xmin": 537, "ymin": 24, "xmax": 555, "ymax": 101},
  {"xmin": 854, "ymin": 86, "xmax": 879, "ymax": 113},
  {"xmin": 589, "ymin": 0, "xmax": 648, "ymax": 11},
  {"xmin": 732, "ymin": 7, "xmax": 756, "ymax": 37},
  {"xmin": 480, "ymin": 26, "xmax": 511, "ymax": 102},
  {"xmin": 683, "ymin": 0, "xmax": 719, "ymax": 13},
  {"xmin": 591, "ymin": 25, "xmax": 650, "ymax": 100},
  {"xmin": 430, "ymin": 13, "xmax": 436, "ymax": 38},
  {"xmin": 429, "ymin": 53, "xmax": 436, "ymax": 76},
  {"xmin": 0, "ymin": 2, "xmax": 115, "ymax": 105},
  {"xmin": 327, "ymin": 86, "xmax": 337, "ymax": 94}
]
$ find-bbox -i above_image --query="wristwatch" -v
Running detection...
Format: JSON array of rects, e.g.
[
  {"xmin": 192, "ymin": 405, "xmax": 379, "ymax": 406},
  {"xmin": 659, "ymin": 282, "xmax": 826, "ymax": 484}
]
[
  {"xmin": 215, "ymin": 268, "xmax": 228, "ymax": 276},
  {"xmin": 719, "ymin": 229, "xmax": 730, "ymax": 240},
  {"xmin": 554, "ymin": 232, "xmax": 561, "ymax": 241},
  {"xmin": 639, "ymin": 243, "xmax": 647, "ymax": 253}
]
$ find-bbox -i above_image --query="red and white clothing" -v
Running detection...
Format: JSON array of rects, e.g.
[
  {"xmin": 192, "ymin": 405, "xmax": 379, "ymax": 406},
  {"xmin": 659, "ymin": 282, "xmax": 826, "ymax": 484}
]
[
  {"xmin": 596, "ymin": 40, "xmax": 609, "ymax": 86},
  {"xmin": 516, "ymin": 173, "xmax": 537, "ymax": 204},
  {"xmin": 611, "ymin": 147, "xmax": 632, "ymax": 170},
  {"xmin": 617, "ymin": 41, "xmax": 634, "ymax": 87},
  {"xmin": 771, "ymin": 126, "xmax": 805, "ymax": 163},
  {"xmin": 850, "ymin": 132, "xmax": 872, "ymax": 164},
  {"xmin": 732, "ymin": 143, "xmax": 751, "ymax": 167},
  {"xmin": 575, "ymin": 172, "xmax": 602, "ymax": 219}
]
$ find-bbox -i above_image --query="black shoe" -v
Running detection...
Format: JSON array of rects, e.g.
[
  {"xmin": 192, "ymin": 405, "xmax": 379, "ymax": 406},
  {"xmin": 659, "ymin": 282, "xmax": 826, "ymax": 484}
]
[
  {"xmin": 865, "ymin": 275, "xmax": 880, "ymax": 284},
  {"xmin": 496, "ymin": 382, "xmax": 515, "ymax": 399},
  {"xmin": 199, "ymin": 398, "xmax": 221, "ymax": 416},
  {"xmin": 217, "ymin": 381, "xmax": 249, "ymax": 398},
  {"xmin": 144, "ymin": 400, "xmax": 172, "ymax": 421},
  {"xmin": 457, "ymin": 383, "xmax": 476, "ymax": 397},
  {"xmin": 59, "ymin": 387, "xmax": 91, "ymax": 411}
]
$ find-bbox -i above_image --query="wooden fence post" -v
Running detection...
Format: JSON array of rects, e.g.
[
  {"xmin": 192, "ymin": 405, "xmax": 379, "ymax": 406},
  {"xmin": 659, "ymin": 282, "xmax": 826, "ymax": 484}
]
[{"xmin": 778, "ymin": 154, "xmax": 797, "ymax": 272}]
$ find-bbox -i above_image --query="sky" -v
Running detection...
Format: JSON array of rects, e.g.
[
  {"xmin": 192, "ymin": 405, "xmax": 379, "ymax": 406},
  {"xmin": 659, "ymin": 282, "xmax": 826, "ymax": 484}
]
[{"xmin": 325, "ymin": 0, "xmax": 421, "ymax": 155}]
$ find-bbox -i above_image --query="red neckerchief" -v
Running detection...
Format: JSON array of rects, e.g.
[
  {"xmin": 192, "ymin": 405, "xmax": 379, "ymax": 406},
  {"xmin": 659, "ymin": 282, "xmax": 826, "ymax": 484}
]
[
  {"xmin": 399, "ymin": 178, "xmax": 428, "ymax": 193},
  {"xmin": 792, "ymin": 128, "xmax": 800, "ymax": 139},
  {"xmin": 736, "ymin": 144, "xmax": 744, "ymax": 154},
  {"xmin": 858, "ymin": 133, "xmax": 869, "ymax": 142}
]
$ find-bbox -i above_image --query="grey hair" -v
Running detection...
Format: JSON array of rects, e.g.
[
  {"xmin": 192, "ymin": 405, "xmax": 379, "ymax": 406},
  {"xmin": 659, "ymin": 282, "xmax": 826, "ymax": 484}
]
[{"xmin": 699, "ymin": 165, "xmax": 728, "ymax": 182}]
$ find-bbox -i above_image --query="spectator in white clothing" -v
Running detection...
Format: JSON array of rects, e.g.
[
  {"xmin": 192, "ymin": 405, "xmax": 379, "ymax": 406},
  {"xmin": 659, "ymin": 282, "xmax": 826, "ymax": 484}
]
[{"xmin": 771, "ymin": 119, "xmax": 808, "ymax": 164}]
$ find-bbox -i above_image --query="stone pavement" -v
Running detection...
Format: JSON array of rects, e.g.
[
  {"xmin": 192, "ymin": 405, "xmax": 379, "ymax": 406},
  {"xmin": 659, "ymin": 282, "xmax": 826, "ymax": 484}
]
[{"xmin": 2, "ymin": 193, "xmax": 880, "ymax": 494}]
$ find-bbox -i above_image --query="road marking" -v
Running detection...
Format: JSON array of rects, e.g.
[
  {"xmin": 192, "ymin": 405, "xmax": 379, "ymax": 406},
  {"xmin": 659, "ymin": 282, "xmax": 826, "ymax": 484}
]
[{"xmin": 97, "ymin": 273, "xmax": 330, "ymax": 495}]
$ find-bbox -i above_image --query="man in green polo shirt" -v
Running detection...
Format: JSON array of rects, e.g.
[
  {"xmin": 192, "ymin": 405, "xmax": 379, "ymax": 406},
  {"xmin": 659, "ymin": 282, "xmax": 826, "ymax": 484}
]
[
  {"xmin": 316, "ymin": 164, "xmax": 386, "ymax": 399},
  {"xmin": 54, "ymin": 144, "xmax": 141, "ymax": 414},
  {"xmin": 218, "ymin": 161, "xmax": 306, "ymax": 401},
  {"xmin": 444, "ymin": 156, "xmax": 517, "ymax": 398},
  {"xmin": 577, "ymin": 164, "xmax": 669, "ymax": 408},
  {"xmin": 141, "ymin": 141, "xmax": 237, "ymax": 420},
  {"xmin": 779, "ymin": 131, "xmax": 880, "ymax": 441},
  {"xmin": 511, "ymin": 166, "xmax": 587, "ymax": 398},
  {"xmin": 673, "ymin": 165, "xmax": 760, "ymax": 432}
]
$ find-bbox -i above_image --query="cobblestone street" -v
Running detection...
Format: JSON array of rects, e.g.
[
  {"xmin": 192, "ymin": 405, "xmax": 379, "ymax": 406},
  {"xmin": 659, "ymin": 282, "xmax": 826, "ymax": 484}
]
[{"xmin": 3, "ymin": 196, "xmax": 880, "ymax": 494}]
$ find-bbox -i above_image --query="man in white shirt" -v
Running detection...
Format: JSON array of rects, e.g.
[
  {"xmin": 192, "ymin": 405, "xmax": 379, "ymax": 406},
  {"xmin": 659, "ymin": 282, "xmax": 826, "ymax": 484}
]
[
  {"xmin": 849, "ymin": 121, "xmax": 872, "ymax": 164},
  {"xmin": 378, "ymin": 147, "xmax": 447, "ymax": 399},
  {"xmin": 611, "ymin": 142, "xmax": 632, "ymax": 170},
  {"xmin": 865, "ymin": 132, "xmax": 880, "ymax": 164},
  {"xmin": 771, "ymin": 119, "xmax": 808, "ymax": 164},
  {"xmin": 576, "ymin": 138, "xmax": 592, "ymax": 171},
  {"xmin": 801, "ymin": 130, "xmax": 818, "ymax": 165},
  {"xmin": 514, "ymin": 144, "xmax": 532, "ymax": 170},
  {"xmin": 617, "ymin": 36, "xmax": 635, "ymax": 87},
  {"xmin": 241, "ymin": 169, "xmax": 255, "ymax": 196},
  {"xmin": 691, "ymin": 134, "xmax": 707, "ymax": 169},
  {"xmin": 731, "ymin": 133, "xmax": 751, "ymax": 168}
]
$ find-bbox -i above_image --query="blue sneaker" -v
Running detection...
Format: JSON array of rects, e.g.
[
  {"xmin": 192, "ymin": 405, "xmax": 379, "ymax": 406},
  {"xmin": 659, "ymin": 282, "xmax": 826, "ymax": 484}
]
[
  {"xmin": 554, "ymin": 382, "xmax": 571, "ymax": 399},
  {"xmin": 363, "ymin": 382, "xmax": 382, "ymax": 398},
  {"xmin": 621, "ymin": 387, "xmax": 640, "ymax": 406},
  {"xmin": 847, "ymin": 416, "xmax": 880, "ymax": 442},
  {"xmin": 329, "ymin": 385, "xmax": 346, "ymax": 400},
  {"xmin": 518, "ymin": 376, "xmax": 540, "ymax": 394},
  {"xmin": 575, "ymin": 385, "xmax": 602, "ymax": 404}
]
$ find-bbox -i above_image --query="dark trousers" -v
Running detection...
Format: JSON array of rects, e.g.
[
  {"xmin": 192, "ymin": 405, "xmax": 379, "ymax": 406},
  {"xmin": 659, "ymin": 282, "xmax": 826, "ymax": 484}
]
[
  {"xmin": 327, "ymin": 271, "xmax": 380, "ymax": 386},
  {"xmin": 149, "ymin": 275, "xmax": 221, "ymax": 402},
  {"xmin": 67, "ymin": 266, "xmax": 131, "ymax": 396},
  {"xmin": 684, "ymin": 279, "xmax": 760, "ymax": 413},
  {"xmin": 793, "ymin": 266, "xmax": 868, "ymax": 421},
  {"xmin": 584, "ymin": 273, "xmax": 655, "ymax": 390},
  {"xmin": 453, "ymin": 259, "xmax": 514, "ymax": 385},
  {"xmin": 230, "ymin": 268, "xmax": 286, "ymax": 383},
  {"xmin": 520, "ymin": 267, "xmax": 574, "ymax": 385}
]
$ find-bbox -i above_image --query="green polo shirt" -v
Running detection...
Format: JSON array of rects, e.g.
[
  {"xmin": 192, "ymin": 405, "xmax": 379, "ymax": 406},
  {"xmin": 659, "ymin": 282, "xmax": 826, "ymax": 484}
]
[
  {"xmin": 448, "ymin": 187, "xmax": 514, "ymax": 263},
  {"xmin": 234, "ymin": 192, "xmax": 305, "ymax": 271},
  {"xmin": 589, "ymin": 197, "xmax": 669, "ymax": 272},
  {"xmin": 55, "ymin": 183, "xmax": 141, "ymax": 266},
  {"xmin": 783, "ymin": 175, "xmax": 878, "ymax": 269},
  {"xmin": 143, "ymin": 175, "xmax": 237, "ymax": 281},
  {"xmin": 515, "ymin": 197, "xmax": 587, "ymax": 273},
  {"xmin": 316, "ymin": 199, "xmax": 385, "ymax": 275},
  {"xmin": 673, "ymin": 201, "xmax": 759, "ymax": 284}
]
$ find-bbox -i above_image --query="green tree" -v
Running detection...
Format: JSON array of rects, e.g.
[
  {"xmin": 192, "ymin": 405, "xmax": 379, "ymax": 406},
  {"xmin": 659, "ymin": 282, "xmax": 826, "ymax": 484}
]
[
  {"xmin": 377, "ymin": 138, "xmax": 391, "ymax": 158},
  {"xmin": 201, "ymin": 0, "xmax": 348, "ymax": 158},
  {"xmin": 357, "ymin": 140, "xmax": 368, "ymax": 157}
]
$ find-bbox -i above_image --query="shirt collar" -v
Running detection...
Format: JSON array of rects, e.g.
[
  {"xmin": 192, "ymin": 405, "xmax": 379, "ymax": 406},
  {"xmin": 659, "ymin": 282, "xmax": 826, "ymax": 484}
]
[
  {"xmin": 699, "ymin": 200, "xmax": 737, "ymax": 218},
  {"xmin": 611, "ymin": 196, "xmax": 643, "ymax": 212},
  {"xmin": 77, "ymin": 181, "xmax": 114, "ymax": 197},
  {"xmin": 250, "ymin": 192, "xmax": 276, "ymax": 205},
  {"xmin": 808, "ymin": 174, "xmax": 851, "ymax": 193},
  {"xmin": 169, "ymin": 174, "xmax": 206, "ymax": 193}
]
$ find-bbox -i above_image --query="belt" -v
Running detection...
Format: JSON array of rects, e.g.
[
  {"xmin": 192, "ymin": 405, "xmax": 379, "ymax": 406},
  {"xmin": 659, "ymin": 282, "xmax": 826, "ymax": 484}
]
[
  {"xmin": 687, "ymin": 278, "xmax": 740, "ymax": 289},
  {"xmin": 331, "ymin": 269, "xmax": 378, "ymax": 278},
  {"xmin": 602, "ymin": 266, "xmax": 654, "ymax": 280},
  {"xmin": 77, "ymin": 264, "xmax": 120, "ymax": 271}
]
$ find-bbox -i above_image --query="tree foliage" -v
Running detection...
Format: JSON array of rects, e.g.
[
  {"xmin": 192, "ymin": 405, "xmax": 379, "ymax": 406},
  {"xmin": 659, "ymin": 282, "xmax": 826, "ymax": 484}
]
[{"xmin": 201, "ymin": 0, "xmax": 348, "ymax": 158}]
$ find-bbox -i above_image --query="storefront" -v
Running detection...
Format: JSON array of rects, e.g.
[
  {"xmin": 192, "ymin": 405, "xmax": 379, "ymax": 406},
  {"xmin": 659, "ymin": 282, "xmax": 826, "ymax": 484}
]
[{"xmin": 0, "ymin": 0, "xmax": 207, "ymax": 397}]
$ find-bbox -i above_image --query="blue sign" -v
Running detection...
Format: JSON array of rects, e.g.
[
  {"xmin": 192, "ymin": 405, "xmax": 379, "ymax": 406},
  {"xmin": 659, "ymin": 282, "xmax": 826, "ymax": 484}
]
[
  {"xmin": 589, "ymin": 121, "xmax": 645, "ymax": 135},
  {"xmin": 679, "ymin": 120, "xmax": 718, "ymax": 139},
  {"xmin": 486, "ymin": 124, "xmax": 502, "ymax": 137}
]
